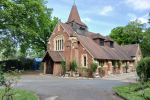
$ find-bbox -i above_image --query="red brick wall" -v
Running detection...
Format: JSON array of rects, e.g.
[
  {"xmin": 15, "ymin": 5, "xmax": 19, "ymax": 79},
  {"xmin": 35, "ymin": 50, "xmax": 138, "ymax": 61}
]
[
  {"xmin": 93, "ymin": 39, "xmax": 99, "ymax": 45},
  {"xmin": 53, "ymin": 62, "xmax": 64, "ymax": 76},
  {"xmin": 105, "ymin": 41, "xmax": 110, "ymax": 47},
  {"xmin": 47, "ymin": 23, "xmax": 93, "ymax": 77}
]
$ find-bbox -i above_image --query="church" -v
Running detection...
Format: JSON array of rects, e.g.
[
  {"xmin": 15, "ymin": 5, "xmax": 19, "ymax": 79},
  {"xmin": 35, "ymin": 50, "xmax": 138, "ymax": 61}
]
[{"xmin": 42, "ymin": 4, "xmax": 143, "ymax": 77}]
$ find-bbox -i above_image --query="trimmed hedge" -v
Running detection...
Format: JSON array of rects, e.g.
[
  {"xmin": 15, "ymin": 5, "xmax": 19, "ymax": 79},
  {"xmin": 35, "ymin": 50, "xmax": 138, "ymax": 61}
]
[{"xmin": 0, "ymin": 59, "xmax": 32, "ymax": 71}]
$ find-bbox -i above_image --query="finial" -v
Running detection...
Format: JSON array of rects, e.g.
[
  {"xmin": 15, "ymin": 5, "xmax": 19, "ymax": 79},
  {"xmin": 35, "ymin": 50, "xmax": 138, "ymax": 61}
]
[{"xmin": 74, "ymin": 0, "xmax": 75, "ymax": 5}]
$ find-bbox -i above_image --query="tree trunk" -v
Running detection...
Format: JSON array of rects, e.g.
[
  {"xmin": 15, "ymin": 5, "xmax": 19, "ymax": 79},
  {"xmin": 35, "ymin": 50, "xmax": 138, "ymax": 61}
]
[{"xmin": 71, "ymin": 69, "xmax": 73, "ymax": 77}]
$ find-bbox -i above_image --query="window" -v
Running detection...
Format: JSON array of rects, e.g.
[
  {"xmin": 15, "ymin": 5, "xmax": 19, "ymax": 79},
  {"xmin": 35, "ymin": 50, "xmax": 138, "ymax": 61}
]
[
  {"xmin": 80, "ymin": 27, "xmax": 85, "ymax": 30},
  {"xmin": 62, "ymin": 40, "xmax": 63, "ymax": 50},
  {"xmin": 54, "ymin": 35, "xmax": 65, "ymax": 51},
  {"xmin": 98, "ymin": 60, "xmax": 104, "ymax": 66},
  {"xmin": 82, "ymin": 54, "xmax": 87, "ymax": 67},
  {"xmin": 58, "ymin": 40, "xmax": 59, "ymax": 50},
  {"xmin": 84, "ymin": 56, "xmax": 86, "ymax": 67},
  {"xmin": 99, "ymin": 39, "xmax": 104, "ymax": 46},
  {"xmin": 56, "ymin": 41, "xmax": 57, "ymax": 50},
  {"xmin": 110, "ymin": 41, "xmax": 114, "ymax": 48}
]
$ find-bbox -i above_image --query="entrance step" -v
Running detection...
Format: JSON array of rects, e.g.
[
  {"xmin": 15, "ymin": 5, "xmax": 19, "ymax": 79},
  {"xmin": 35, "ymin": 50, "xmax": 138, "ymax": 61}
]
[{"xmin": 95, "ymin": 72, "xmax": 100, "ymax": 78}]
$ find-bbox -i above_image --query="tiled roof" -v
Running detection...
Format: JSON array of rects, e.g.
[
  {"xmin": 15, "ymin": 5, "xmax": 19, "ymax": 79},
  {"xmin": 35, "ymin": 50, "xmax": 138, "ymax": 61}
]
[
  {"xmin": 60, "ymin": 22, "xmax": 74, "ymax": 36},
  {"xmin": 121, "ymin": 44, "xmax": 139, "ymax": 57},
  {"xmin": 66, "ymin": 5, "xmax": 86, "ymax": 26},
  {"xmin": 42, "ymin": 51, "xmax": 63, "ymax": 62},
  {"xmin": 77, "ymin": 33, "xmax": 133, "ymax": 60},
  {"xmin": 57, "ymin": 22, "xmax": 135, "ymax": 61}
]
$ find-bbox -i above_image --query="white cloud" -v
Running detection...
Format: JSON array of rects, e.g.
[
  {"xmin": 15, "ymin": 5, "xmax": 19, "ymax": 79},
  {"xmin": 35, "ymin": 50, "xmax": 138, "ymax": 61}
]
[
  {"xmin": 81, "ymin": 18, "xmax": 92, "ymax": 22},
  {"xmin": 127, "ymin": 13, "xmax": 149, "ymax": 23},
  {"xmin": 99, "ymin": 6, "xmax": 113, "ymax": 15},
  {"xmin": 126, "ymin": 0, "xmax": 150, "ymax": 10},
  {"xmin": 127, "ymin": 13, "xmax": 137, "ymax": 20}
]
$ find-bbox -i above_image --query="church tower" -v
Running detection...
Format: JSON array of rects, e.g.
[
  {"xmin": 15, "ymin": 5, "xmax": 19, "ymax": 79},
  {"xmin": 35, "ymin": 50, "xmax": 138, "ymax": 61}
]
[{"xmin": 66, "ymin": 5, "xmax": 88, "ymax": 37}]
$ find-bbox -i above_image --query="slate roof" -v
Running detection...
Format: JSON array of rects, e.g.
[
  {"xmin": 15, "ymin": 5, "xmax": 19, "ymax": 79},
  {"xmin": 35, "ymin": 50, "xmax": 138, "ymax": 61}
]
[
  {"xmin": 121, "ymin": 44, "xmax": 139, "ymax": 57},
  {"xmin": 42, "ymin": 51, "xmax": 63, "ymax": 62},
  {"xmin": 66, "ymin": 5, "xmax": 87, "ymax": 26}
]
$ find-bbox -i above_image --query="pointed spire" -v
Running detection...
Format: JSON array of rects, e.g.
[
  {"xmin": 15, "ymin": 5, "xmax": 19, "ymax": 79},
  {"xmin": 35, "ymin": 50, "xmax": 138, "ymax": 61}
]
[{"xmin": 66, "ymin": 5, "xmax": 86, "ymax": 26}]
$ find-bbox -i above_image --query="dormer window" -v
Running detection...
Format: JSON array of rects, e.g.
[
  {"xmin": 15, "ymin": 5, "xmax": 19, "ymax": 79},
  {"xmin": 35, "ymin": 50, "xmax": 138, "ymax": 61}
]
[
  {"xmin": 80, "ymin": 27, "xmax": 85, "ymax": 30},
  {"xmin": 99, "ymin": 39, "xmax": 104, "ymax": 46},
  {"xmin": 110, "ymin": 41, "xmax": 114, "ymax": 48}
]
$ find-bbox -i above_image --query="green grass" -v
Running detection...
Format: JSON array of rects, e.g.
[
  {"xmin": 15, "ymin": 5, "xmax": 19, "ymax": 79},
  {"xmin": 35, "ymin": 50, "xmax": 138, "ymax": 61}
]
[
  {"xmin": 114, "ymin": 82, "xmax": 150, "ymax": 100},
  {"xmin": 0, "ymin": 88, "xmax": 38, "ymax": 100}
]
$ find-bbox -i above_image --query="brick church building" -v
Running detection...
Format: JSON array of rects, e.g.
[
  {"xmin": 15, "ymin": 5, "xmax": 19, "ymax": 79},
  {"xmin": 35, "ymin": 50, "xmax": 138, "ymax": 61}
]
[{"xmin": 42, "ymin": 4, "xmax": 143, "ymax": 76}]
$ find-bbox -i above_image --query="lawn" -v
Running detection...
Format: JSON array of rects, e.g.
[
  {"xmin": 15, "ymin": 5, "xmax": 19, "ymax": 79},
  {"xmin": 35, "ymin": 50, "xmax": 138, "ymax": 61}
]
[
  {"xmin": 114, "ymin": 82, "xmax": 150, "ymax": 100},
  {"xmin": 0, "ymin": 88, "xmax": 38, "ymax": 100}
]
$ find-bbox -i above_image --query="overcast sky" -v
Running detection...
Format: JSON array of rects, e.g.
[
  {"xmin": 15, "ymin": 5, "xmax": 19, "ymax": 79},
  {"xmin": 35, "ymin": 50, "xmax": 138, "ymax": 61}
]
[{"xmin": 46, "ymin": 0, "xmax": 150, "ymax": 36}]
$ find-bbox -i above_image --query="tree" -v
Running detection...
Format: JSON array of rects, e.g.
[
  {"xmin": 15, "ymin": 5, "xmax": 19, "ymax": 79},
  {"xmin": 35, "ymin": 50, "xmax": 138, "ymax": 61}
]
[
  {"xmin": 141, "ymin": 27, "xmax": 150, "ymax": 57},
  {"xmin": 0, "ymin": 0, "xmax": 60, "ymax": 57},
  {"xmin": 109, "ymin": 19, "xmax": 150, "ymax": 57},
  {"xmin": 109, "ymin": 27, "xmax": 125, "ymax": 45}
]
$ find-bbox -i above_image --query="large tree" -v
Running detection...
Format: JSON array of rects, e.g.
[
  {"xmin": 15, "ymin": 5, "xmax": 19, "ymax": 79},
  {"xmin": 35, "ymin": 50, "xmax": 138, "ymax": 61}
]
[
  {"xmin": 0, "ymin": 0, "xmax": 60, "ymax": 58},
  {"xmin": 109, "ymin": 19, "xmax": 150, "ymax": 57}
]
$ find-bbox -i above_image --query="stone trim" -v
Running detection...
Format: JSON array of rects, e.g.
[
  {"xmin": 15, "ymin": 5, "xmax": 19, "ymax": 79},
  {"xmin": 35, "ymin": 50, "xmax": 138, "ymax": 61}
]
[{"xmin": 81, "ymin": 54, "xmax": 88, "ymax": 67}]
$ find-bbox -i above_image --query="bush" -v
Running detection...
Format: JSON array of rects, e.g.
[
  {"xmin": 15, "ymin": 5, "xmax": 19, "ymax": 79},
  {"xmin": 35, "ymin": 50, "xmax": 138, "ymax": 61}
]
[
  {"xmin": 90, "ymin": 61, "xmax": 98, "ymax": 72},
  {"xmin": 70, "ymin": 59, "xmax": 77, "ymax": 70},
  {"xmin": 136, "ymin": 57, "xmax": 150, "ymax": 80}
]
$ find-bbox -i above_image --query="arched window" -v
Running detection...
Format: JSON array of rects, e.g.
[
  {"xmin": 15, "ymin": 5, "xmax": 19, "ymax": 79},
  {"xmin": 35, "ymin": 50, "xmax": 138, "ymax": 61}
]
[{"xmin": 54, "ymin": 35, "xmax": 65, "ymax": 51}]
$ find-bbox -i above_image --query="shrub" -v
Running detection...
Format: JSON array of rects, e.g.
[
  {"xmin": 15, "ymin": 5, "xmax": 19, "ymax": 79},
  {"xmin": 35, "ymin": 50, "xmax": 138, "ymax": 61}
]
[
  {"xmin": 61, "ymin": 59, "xmax": 66, "ymax": 75},
  {"xmin": 136, "ymin": 57, "xmax": 150, "ymax": 80},
  {"xmin": 69, "ymin": 59, "xmax": 77, "ymax": 70},
  {"xmin": 90, "ymin": 61, "xmax": 98, "ymax": 72},
  {"xmin": 125, "ymin": 64, "xmax": 129, "ymax": 73},
  {"xmin": 84, "ymin": 68, "xmax": 91, "ymax": 72},
  {"xmin": 112, "ymin": 60, "xmax": 117, "ymax": 69},
  {"xmin": 118, "ymin": 60, "xmax": 122, "ymax": 68}
]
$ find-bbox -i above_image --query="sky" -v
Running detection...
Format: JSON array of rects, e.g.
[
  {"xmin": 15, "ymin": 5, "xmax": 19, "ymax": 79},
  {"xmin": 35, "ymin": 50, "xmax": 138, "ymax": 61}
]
[{"xmin": 46, "ymin": 0, "xmax": 150, "ymax": 36}]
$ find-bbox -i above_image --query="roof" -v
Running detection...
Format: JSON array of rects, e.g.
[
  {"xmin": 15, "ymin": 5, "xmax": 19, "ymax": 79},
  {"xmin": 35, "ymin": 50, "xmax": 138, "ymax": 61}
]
[
  {"xmin": 59, "ymin": 22, "xmax": 134, "ymax": 60},
  {"xmin": 60, "ymin": 22, "xmax": 74, "ymax": 36},
  {"xmin": 77, "ymin": 33, "xmax": 133, "ymax": 60},
  {"xmin": 33, "ymin": 58, "xmax": 43, "ymax": 62},
  {"xmin": 66, "ymin": 5, "xmax": 87, "ymax": 26},
  {"xmin": 121, "ymin": 44, "xmax": 139, "ymax": 57},
  {"xmin": 42, "ymin": 51, "xmax": 63, "ymax": 62}
]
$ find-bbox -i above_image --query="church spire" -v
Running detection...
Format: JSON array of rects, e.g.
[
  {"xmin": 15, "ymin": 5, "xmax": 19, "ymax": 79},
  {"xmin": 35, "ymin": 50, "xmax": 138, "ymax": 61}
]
[{"xmin": 66, "ymin": 5, "xmax": 86, "ymax": 26}]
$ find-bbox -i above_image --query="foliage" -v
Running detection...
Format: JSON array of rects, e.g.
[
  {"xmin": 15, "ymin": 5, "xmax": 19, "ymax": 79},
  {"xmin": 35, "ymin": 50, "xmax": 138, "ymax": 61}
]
[
  {"xmin": 0, "ymin": 64, "xmax": 22, "ymax": 100},
  {"xmin": 109, "ymin": 26, "xmax": 125, "ymax": 45},
  {"xmin": 84, "ymin": 68, "xmax": 91, "ymax": 72},
  {"xmin": 136, "ymin": 57, "xmax": 150, "ymax": 80},
  {"xmin": 69, "ymin": 59, "xmax": 78, "ymax": 70},
  {"xmin": 114, "ymin": 82, "xmax": 150, "ymax": 100},
  {"xmin": 39, "ymin": 63, "xmax": 44, "ymax": 70},
  {"xmin": 109, "ymin": 19, "xmax": 150, "ymax": 57},
  {"xmin": 0, "ymin": 0, "xmax": 60, "ymax": 57},
  {"xmin": 118, "ymin": 60, "xmax": 122, "ymax": 68},
  {"xmin": 61, "ymin": 59, "xmax": 66, "ymax": 69},
  {"xmin": 0, "ymin": 88, "xmax": 38, "ymax": 100},
  {"xmin": 90, "ymin": 61, "xmax": 98, "ymax": 72},
  {"xmin": 112, "ymin": 61, "xmax": 117, "ymax": 69},
  {"xmin": 125, "ymin": 64, "xmax": 129, "ymax": 73}
]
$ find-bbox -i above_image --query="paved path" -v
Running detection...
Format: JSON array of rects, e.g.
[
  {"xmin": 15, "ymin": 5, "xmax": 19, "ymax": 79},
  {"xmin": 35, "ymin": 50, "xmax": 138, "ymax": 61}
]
[{"xmin": 14, "ymin": 72, "xmax": 137, "ymax": 100}]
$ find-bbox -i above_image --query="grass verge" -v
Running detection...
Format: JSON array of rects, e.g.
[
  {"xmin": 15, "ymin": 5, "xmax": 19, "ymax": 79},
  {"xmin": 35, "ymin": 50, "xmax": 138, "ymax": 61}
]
[
  {"xmin": 114, "ymin": 82, "xmax": 150, "ymax": 100},
  {"xmin": 0, "ymin": 88, "xmax": 38, "ymax": 100}
]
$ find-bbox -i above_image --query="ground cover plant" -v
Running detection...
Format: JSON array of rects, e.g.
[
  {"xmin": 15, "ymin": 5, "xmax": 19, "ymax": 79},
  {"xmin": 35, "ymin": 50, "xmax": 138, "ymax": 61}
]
[
  {"xmin": 114, "ymin": 82, "xmax": 150, "ymax": 100},
  {"xmin": 0, "ymin": 88, "xmax": 38, "ymax": 100}
]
